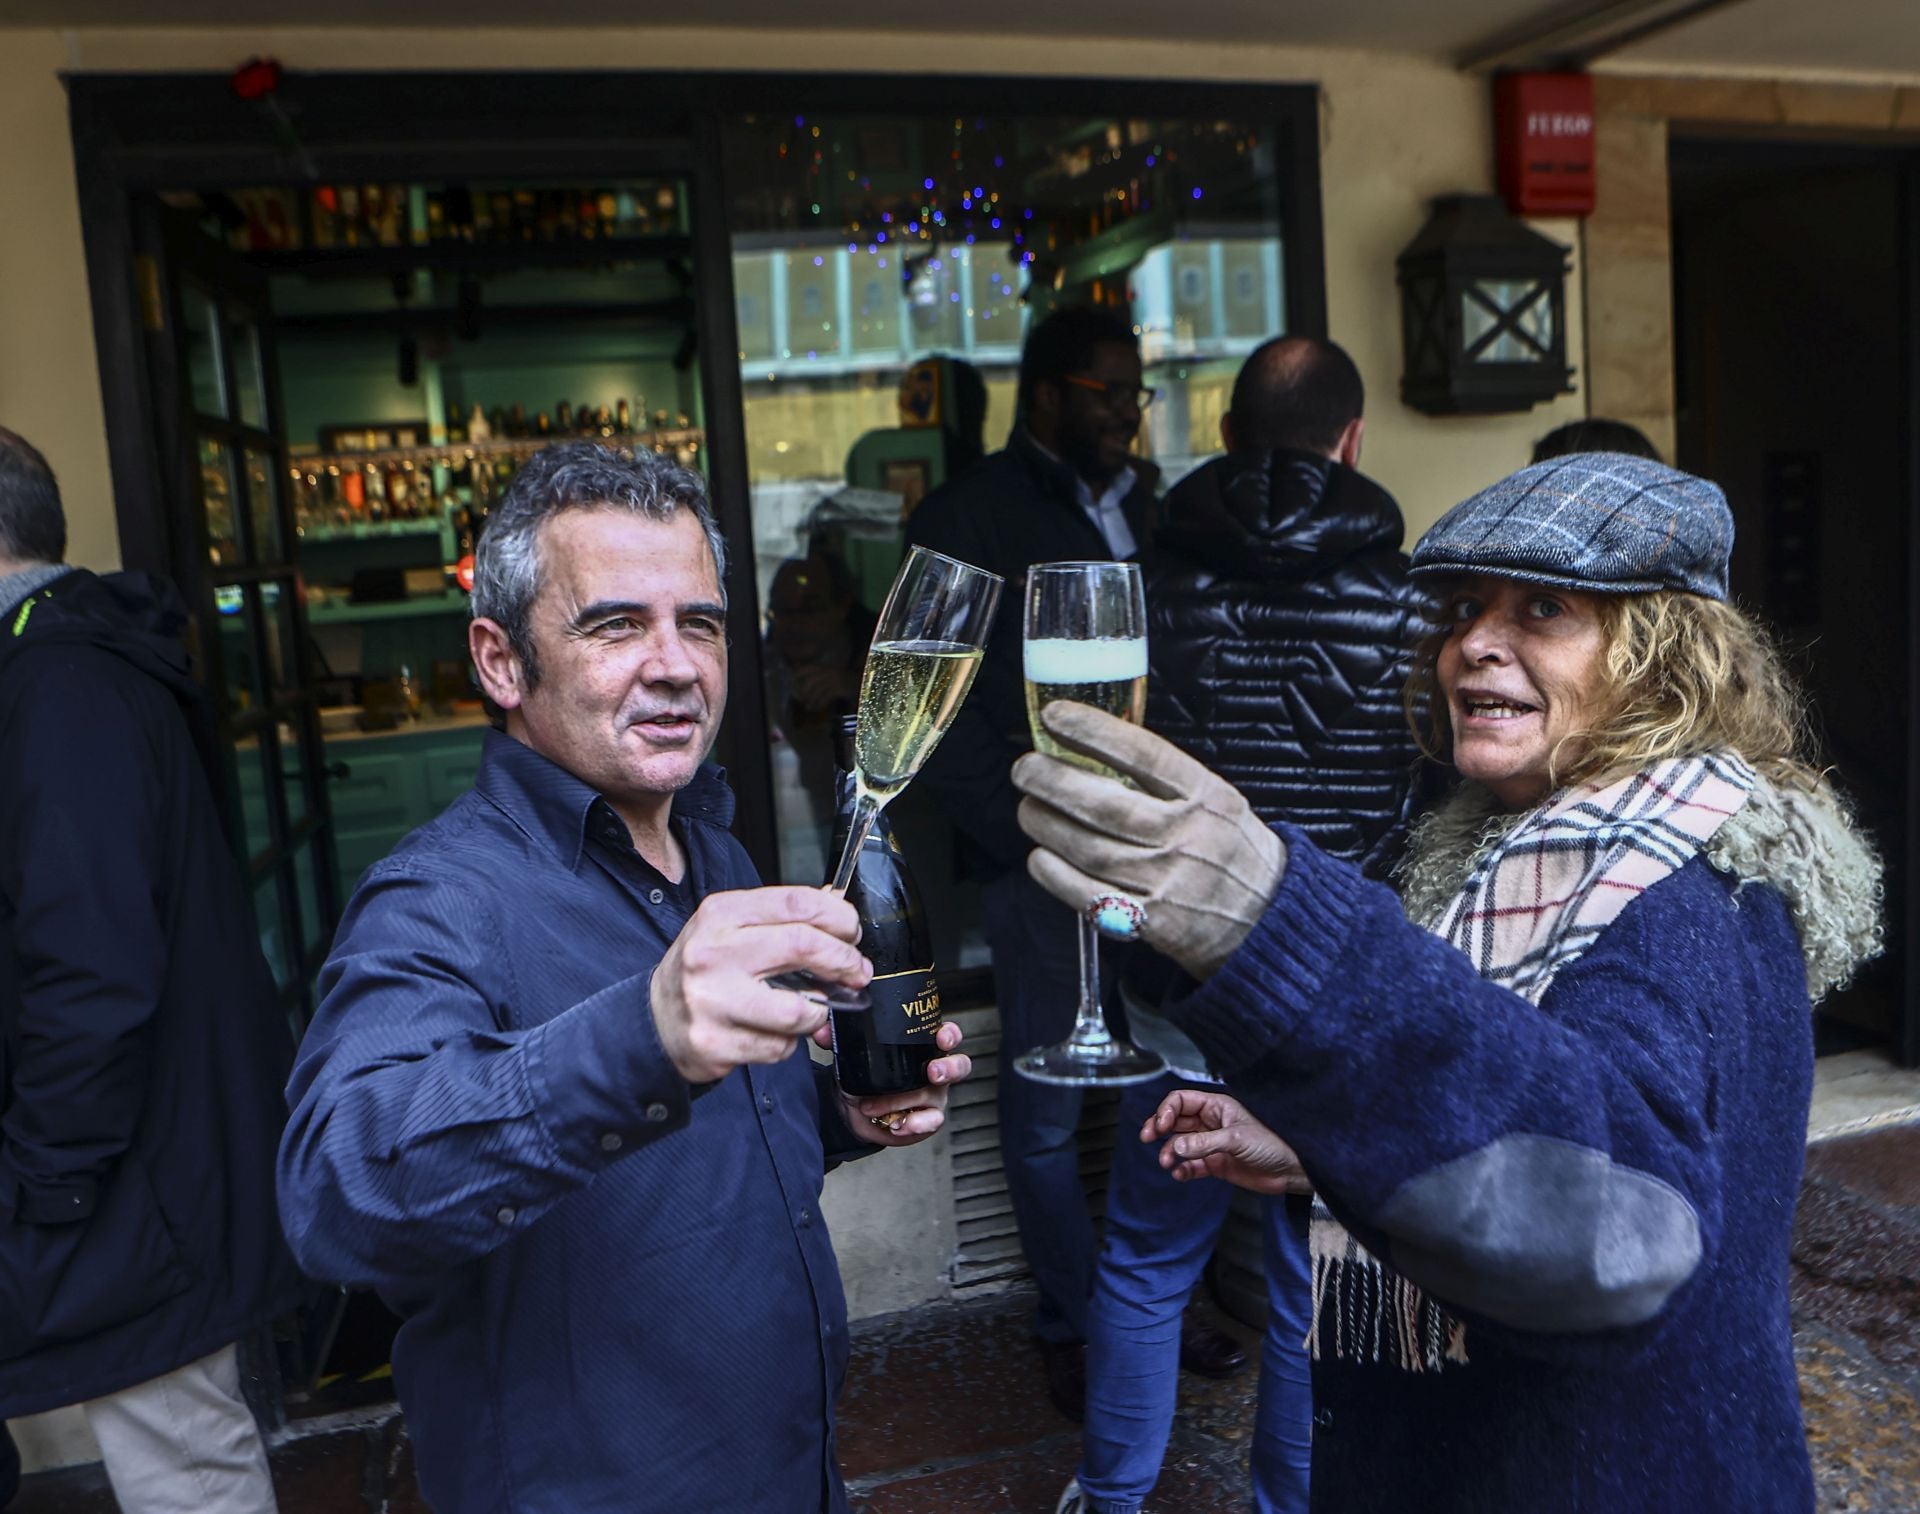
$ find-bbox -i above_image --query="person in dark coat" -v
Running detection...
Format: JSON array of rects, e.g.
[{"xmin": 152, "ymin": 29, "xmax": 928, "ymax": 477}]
[
  {"xmin": 1017, "ymin": 454, "xmax": 1880, "ymax": 1514},
  {"xmin": 1057, "ymin": 338, "xmax": 1425, "ymax": 1514},
  {"xmin": 904, "ymin": 306, "xmax": 1240, "ymax": 1417},
  {"xmin": 0, "ymin": 427, "xmax": 300, "ymax": 1510}
]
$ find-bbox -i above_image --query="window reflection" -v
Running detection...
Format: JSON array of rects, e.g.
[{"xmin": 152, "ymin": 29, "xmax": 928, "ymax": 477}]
[{"xmin": 726, "ymin": 111, "xmax": 1290, "ymax": 974}]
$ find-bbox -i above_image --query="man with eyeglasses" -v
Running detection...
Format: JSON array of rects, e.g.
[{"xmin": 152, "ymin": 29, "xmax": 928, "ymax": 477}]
[{"xmin": 905, "ymin": 304, "xmax": 1246, "ymax": 1421}]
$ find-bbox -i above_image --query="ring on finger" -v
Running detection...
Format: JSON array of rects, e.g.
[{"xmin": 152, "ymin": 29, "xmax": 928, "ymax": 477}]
[{"xmin": 1088, "ymin": 892, "xmax": 1149, "ymax": 942}]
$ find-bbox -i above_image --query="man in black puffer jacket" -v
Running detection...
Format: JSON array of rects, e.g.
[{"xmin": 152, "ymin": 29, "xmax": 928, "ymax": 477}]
[
  {"xmin": 1059, "ymin": 339, "xmax": 1426, "ymax": 1514},
  {"xmin": 0, "ymin": 428, "xmax": 299, "ymax": 1510}
]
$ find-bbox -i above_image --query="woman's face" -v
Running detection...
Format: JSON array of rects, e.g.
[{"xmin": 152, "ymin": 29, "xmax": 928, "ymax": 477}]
[{"xmin": 1437, "ymin": 575, "xmax": 1610, "ymax": 810}]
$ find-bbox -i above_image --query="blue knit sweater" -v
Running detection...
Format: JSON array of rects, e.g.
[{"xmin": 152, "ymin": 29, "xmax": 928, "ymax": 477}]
[{"xmin": 1171, "ymin": 828, "xmax": 1816, "ymax": 1513}]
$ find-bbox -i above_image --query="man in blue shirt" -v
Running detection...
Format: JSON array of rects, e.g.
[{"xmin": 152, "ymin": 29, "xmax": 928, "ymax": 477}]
[{"xmin": 278, "ymin": 442, "xmax": 970, "ymax": 1513}]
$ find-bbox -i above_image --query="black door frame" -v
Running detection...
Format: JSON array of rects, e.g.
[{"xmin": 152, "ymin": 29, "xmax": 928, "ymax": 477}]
[
  {"xmin": 67, "ymin": 66, "xmax": 1327, "ymax": 906},
  {"xmin": 1669, "ymin": 131, "xmax": 1920, "ymax": 1067}
]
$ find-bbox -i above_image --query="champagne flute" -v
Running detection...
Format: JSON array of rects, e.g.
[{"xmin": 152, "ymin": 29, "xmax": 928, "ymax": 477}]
[
  {"xmin": 771, "ymin": 545, "xmax": 1002, "ymax": 999},
  {"xmin": 831, "ymin": 545, "xmax": 1002, "ymax": 889},
  {"xmin": 1014, "ymin": 560, "xmax": 1166, "ymax": 1087}
]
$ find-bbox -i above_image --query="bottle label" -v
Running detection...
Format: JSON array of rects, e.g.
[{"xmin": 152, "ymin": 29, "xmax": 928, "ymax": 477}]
[{"xmin": 866, "ymin": 967, "xmax": 941, "ymax": 1046}]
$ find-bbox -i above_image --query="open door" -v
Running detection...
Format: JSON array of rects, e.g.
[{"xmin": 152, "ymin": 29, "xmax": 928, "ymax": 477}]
[{"xmin": 137, "ymin": 204, "xmax": 343, "ymax": 1043}]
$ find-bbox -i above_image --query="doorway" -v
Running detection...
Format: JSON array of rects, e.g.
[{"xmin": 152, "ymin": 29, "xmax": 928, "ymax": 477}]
[{"xmin": 1669, "ymin": 138, "xmax": 1920, "ymax": 1066}]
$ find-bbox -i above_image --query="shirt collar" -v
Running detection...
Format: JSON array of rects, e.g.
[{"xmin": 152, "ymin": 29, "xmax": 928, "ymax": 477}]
[
  {"xmin": 0, "ymin": 562, "xmax": 75, "ymax": 622},
  {"xmin": 1019, "ymin": 429, "xmax": 1137, "ymax": 512},
  {"xmin": 473, "ymin": 727, "xmax": 736, "ymax": 871}
]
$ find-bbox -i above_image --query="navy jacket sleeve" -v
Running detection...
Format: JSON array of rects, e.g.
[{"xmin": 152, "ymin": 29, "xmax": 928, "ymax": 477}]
[
  {"xmin": 278, "ymin": 861, "xmax": 695, "ymax": 1290},
  {"xmin": 902, "ymin": 495, "xmax": 1029, "ymax": 873},
  {"xmin": 1172, "ymin": 829, "xmax": 1731, "ymax": 1361},
  {"xmin": 0, "ymin": 651, "xmax": 172, "ymax": 1222}
]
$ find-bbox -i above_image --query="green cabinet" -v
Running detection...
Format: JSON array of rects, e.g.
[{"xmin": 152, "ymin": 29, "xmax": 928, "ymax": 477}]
[{"xmin": 325, "ymin": 719, "xmax": 488, "ymax": 891}]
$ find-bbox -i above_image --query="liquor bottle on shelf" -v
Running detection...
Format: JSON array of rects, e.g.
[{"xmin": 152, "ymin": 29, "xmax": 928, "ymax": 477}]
[
  {"xmin": 468, "ymin": 404, "xmax": 492, "ymax": 443},
  {"xmin": 310, "ymin": 185, "xmax": 341, "ymax": 248},
  {"xmin": 575, "ymin": 400, "xmax": 596, "ymax": 436},
  {"xmin": 826, "ymin": 715, "xmax": 941, "ymax": 1096},
  {"xmin": 447, "ymin": 184, "xmax": 475, "ymax": 242},
  {"xmin": 447, "ymin": 403, "xmax": 466, "ymax": 445},
  {"xmin": 595, "ymin": 405, "xmax": 613, "ymax": 436},
  {"xmin": 508, "ymin": 404, "xmax": 527, "ymax": 438},
  {"xmin": 555, "ymin": 400, "xmax": 573, "ymax": 432},
  {"xmin": 338, "ymin": 184, "xmax": 363, "ymax": 247},
  {"xmin": 365, "ymin": 463, "xmax": 389, "ymax": 524},
  {"xmin": 387, "ymin": 464, "xmax": 413, "ymax": 519},
  {"xmin": 536, "ymin": 411, "xmax": 552, "ymax": 437},
  {"xmin": 615, "ymin": 398, "xmax": 632, "ymax": 434}
]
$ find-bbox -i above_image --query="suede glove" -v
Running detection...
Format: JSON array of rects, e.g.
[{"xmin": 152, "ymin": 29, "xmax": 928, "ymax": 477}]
[{"xmin": 1012, "ymin": 702, "xmax": 1287, "ymax": 982}]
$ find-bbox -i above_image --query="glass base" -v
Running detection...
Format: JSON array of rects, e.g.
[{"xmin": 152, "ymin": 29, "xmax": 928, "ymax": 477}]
[{"xmin": 1014, "ymin": 1039, "xmax": 1166, "ymax": 1087}]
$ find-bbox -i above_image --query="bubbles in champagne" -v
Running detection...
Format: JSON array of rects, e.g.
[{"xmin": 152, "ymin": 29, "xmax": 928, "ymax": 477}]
[
  {"xmin": 855, "ymin": 640, "xmax": 984, "ymax": 799},
  {"xmin": 1023, "ymin": 637, "xmax": 1148, "ymax": 778}
]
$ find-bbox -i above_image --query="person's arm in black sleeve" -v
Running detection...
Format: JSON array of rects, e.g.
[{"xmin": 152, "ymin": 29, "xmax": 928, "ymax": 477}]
[
  {"xmin": 0, "ymin": 653, "xmax": 174, "ymax": 1224},
  {"xmin": 903, "ymin": 496, "xmax": 1029, "ymax": 871}
]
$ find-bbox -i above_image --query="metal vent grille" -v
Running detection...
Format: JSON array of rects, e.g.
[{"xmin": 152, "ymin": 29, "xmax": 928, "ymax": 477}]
[{"xmin": 947, "ymin": 1004, "xmax": 1121, "ymax": 1291}]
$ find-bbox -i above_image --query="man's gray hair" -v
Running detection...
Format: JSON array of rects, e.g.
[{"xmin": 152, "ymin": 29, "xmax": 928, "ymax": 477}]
[
  {"xmin": 471, "ymin": 441, "xmax": 727, "ymax": 689},
  {"xmin": 0, "ymin": 427, "xmax": 67, "ymax": 565}
]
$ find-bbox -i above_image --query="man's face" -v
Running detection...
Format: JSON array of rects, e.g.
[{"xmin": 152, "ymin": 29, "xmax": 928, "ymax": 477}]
[
  {"xmin": 1053, "ymin": 340, "xmax": 1144, "ymax": 486},
  {"xmin": 510, "ymin": 508, "xmax": 728, "ymax": 813}
]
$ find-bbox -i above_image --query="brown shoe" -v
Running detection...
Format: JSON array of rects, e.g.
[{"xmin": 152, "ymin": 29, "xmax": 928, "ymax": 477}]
[
  {"xmin": 1039, "ymin": 1339, "xmax": 1087, "ymax": 1422},
  {"xmin": 1179, "ymin": 1310, "xmax": 1247, "ymax": 1378}
]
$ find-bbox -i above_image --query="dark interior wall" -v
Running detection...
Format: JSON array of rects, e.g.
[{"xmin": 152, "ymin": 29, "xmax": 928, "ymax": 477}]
[{"xmin": 1671, "ymin": 145, "xmax": 1908, "ymax": 1044}]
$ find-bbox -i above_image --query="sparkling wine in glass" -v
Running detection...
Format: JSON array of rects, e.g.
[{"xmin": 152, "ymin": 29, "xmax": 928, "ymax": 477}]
[
  {"xmin": 770, "ymin": 546, "xmax": 1001, "ymax": 1004},
  {"xmin": 1014, "ymin": 560, "xmax": 1166, "ymax": 1087},
  {"xmin": 829, "ymin": 547, "xmax": 1003, "ymax": 891}
]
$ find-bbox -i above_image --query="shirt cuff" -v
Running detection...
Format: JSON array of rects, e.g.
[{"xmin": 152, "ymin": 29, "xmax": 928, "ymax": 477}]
[
  {"xmin": 525, "ymin": 970, "xmax": 690, "ymax": 1170},
  {"xmin": 1169, "ymin": 826, "xmax": 1371, "ymax": 1077}
]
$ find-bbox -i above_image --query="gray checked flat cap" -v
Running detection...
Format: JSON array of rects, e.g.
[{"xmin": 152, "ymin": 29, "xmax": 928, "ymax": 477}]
[{"xmin": 1410, "ymin": 452, "xmax": 1733, "ymax": 601}]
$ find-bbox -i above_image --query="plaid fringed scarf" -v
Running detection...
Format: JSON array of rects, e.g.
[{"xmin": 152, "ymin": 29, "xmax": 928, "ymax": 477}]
[{"xmin": 1308, "ymin": 751, "xmax": 1758, "ymax": 1372}]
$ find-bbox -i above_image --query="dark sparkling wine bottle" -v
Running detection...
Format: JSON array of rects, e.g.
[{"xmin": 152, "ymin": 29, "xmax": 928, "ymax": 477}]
[{"xmin": 828, "ymin": 716, "xmax": 940, "ymax": 1096}]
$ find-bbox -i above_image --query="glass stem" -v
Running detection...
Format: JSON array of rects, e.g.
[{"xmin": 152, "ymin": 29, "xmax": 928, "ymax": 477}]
[
  {"xmin": 1070, "ymin": 914, "xmax": 1113, "ymax": 1050},
  {"xmin": 828, "ymin": 791, "xmax": 881, "ymax": 894}
]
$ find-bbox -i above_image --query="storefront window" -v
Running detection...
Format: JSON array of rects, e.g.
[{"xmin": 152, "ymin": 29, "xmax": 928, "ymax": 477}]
[{"xmin": 725, "ymin": 111, "xmax": 1290, "ymax": 972}]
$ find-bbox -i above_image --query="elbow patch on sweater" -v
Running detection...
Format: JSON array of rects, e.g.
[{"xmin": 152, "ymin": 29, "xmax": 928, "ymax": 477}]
[{"xmin": 1375, "ymin": 1132, "xmax": 1703, "ymax": 1332}]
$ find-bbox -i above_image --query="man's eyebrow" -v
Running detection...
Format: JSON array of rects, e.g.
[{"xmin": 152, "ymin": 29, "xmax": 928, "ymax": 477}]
[
  {"xmin": 570, "ymin": 599, "xmax": 728, "ymax": 627},
  {"xmin": 570, "ymin": 599, "xmax": 648, "ymax": 628}
]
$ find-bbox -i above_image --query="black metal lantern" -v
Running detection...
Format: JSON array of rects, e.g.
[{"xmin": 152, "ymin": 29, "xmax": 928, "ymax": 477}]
[{"xmin": 1397, "ymin": 194, "xmax": 1573, "ymax": 416}]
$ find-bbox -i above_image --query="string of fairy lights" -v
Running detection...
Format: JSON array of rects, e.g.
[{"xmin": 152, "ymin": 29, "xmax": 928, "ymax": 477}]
[{"xmin": 753, "ymin": 114, "xmax": 1265, "ymax": 304}]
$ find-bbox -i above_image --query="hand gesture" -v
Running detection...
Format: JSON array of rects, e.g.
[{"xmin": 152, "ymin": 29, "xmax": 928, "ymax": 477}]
[
  {"xmin": 1143, "ymin": 1088, "xmax": 1312, "ymax": 1196},
  {"xmin": 1012, "ymin": 701, "xmax": 1287, "ymax": 981},
  {"xmin": 812, "ymin": 1020, "xmax": 974, "ymax": 1147},
  {"xmin": 651, "ymin": 887, "xmax": 871, "ymax": 1085}
]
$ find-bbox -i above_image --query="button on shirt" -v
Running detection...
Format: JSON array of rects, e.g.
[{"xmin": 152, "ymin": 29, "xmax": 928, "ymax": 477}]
[{"xmin": 279, "ymin": 730, "xmax": 872, "ymax": 1514}]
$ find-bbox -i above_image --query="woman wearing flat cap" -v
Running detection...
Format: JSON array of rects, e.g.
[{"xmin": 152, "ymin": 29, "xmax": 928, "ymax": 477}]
[{"xmin": 1013, "ymin": 453, "xmax": 1880, "ymax": 1514}]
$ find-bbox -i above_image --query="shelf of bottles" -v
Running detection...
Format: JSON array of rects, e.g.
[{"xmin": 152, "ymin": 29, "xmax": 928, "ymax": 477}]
[
  {"xmin": 222, "ymin": 180, "xmax": 687, "ymax": 260},
  {"xmin": 288, "ymin": 417, "xmax": 704, "ymax": 542}
]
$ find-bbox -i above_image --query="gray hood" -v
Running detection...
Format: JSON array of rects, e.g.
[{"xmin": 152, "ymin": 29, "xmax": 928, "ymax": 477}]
[{"xmin": 1397, "ymin": 770, "xmax": 1883, "ymax": 1005}]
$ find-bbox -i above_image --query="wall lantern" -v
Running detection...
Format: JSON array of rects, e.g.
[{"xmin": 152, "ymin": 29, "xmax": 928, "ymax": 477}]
[{"xmin": 1396, "ymin": 194, "xmax": 1573, "ymax": 416}]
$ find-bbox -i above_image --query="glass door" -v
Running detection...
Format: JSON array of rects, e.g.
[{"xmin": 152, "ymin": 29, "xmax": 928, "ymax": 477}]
[{"xmin": 141, "ymin": 204, "xmax": 342, "ymax": 1044}]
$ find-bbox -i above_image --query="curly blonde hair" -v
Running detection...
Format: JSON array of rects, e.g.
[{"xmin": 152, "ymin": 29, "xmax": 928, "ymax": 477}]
[{"xmin": 1405, "ymin": 589, "xmax": 1818, "ymax": 794}]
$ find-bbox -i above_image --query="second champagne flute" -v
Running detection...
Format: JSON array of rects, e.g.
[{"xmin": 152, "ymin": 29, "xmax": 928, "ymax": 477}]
[{"xmin": 1014, "ymin": 560, "xmax": 1166, "ymax": 1087}]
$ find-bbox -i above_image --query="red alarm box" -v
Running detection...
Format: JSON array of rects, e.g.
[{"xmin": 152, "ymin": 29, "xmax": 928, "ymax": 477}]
[{"xmin": 1494, "ymin": 72, "xmax": 1596, "ymax": 217}]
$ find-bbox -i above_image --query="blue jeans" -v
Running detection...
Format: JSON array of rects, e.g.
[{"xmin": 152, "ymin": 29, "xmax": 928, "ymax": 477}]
[
  {"xmin": 1077, "ymin": 1075, "xmax": 1313, "ymax": 1514},
  {"xmin": 981, "ymin": 868, "xmax": 1097, "ymax": 1344}
]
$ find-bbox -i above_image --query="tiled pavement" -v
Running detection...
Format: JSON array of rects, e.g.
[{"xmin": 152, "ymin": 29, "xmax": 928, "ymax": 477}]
[{"xmin": 14, "ymin": 1123, "xmax": 1920, "ymax": 1513}]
